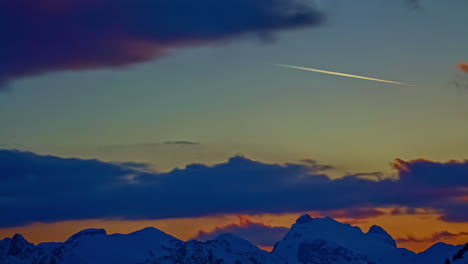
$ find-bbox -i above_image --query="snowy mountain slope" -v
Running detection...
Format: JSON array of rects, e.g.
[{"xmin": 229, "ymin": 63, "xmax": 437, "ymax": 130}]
[
  {"xmin": 38, "ymin": 227, "xmax": 183, "ymax": 264},
  {"xmin": 272, "ymin": 215, "xmax": 415, "ymax": 264},
  {"xmin": 365, "ymin": 225, "xmax": 396, "ymax": 247},
  {"xmin": 155, "ymin": 233, "xmax": 282, "ymax": 264},
  {"xmin": 0, "ymin": 234, "xmax": 37, "ymax": 264},
  {"xmin": 0, "ymin": 227, "xmax": 183, "ymax": 264},
  {"xmin": 0, "ymin": 216, "xmax": 465, "ymax": 264},
  {"xmin": 413, "ymin": 242, "xmax": 462, "ymax": 264},
  {"xmin": 452, "ymin": 244, "xmax": 468, "ymax": 264}
]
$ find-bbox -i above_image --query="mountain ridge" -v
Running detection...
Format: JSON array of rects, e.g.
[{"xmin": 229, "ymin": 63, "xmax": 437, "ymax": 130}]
[{"xmin": 0, "ymin": 215, "xmax": 465, "ymax": 264}]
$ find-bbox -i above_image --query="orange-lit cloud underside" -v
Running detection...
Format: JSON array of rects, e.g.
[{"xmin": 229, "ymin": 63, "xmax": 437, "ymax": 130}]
[
  {"xmin": 1, "ymin": 209, "xmax": 467, "ymax": 253},
  {"xmin": 457, "ymin": 62, "xmax": 468, "ymax": 73}
]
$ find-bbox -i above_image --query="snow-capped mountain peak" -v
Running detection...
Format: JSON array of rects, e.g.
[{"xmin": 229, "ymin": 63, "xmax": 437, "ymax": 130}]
[
  {"xmin": 452, "ymin": 244, "xmax": 468, "ymax": 264},
  {"xmin": 0, "ymin": 216, "xmax": 465, "ymax": 264},
  {"xmin": 0, "ymin": 233, "xmax": 36, "ymax": 264},
  {"xmin": 272, "ymin": 214, "xmax": 414, "ymax": 264},
  {"xmin": 1, "ymin": 227, "xmax": 183, "ymax": 264},
  {"xmin": 65, "ymin": 228, "xmax": 107, "ymax": 244},
  {"xmin": 295, "ymin": 214, "xmax": 314, "ymax": 224},
  {"xmin": 156, "ymin": 233, "xmax": 281, "ymax": 264},
  {"xmin": 366, "ymin": 225, "xmax": 396, "ymax": 247},
  {"xmin": 414, "ymin": 242, "xmax": 462, "ymax": 264}
]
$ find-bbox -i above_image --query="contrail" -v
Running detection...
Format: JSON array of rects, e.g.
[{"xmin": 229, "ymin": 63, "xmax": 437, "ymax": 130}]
[{"xmin": 275, "ymin": 64, "xmax": 408, "ymax": 85}]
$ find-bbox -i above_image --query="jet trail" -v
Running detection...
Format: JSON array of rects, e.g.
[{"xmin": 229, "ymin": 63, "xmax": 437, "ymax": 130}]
[{"xmin": 275, "ymin": 64, "xmax": 408, "ymax": 85}]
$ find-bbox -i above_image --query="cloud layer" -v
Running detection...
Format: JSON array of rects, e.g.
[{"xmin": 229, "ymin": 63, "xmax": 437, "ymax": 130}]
[
  {"xmin": 396, "ymin": 231, "xmax": 468, "ymax": 243},
  {"xmin": 1, "ymin": 150, "xmax": 468, "ymax": 228},
  {"xmin": 0, "ymin": 0, "xmax": 324, "ymax": 88},
  {"xmin": 194, "ymin": 216, "xmax": 289, "ymax": 248}
]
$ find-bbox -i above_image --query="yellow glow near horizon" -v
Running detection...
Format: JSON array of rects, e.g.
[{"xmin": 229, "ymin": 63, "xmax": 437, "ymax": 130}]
[
  {"xmin": 1, "ymin": 211, "xmax": 467, "ymax": 253},
  {"xmin": 275, "ymin": 64, "xmax": 408, "ymax": 85}
]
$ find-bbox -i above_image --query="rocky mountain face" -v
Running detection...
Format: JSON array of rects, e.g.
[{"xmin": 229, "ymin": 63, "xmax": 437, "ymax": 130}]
[
  {"xmin": 0, "ymin": 215, "xmax": 465, "ymax": 264},
  {"xmin": 0, "ymin": 227, "xmax": 183, "ymax": 264},
  {"xmin": 415, "ymin": 242, "xmax": 462, "ymax": 264},
  {"xmin": 272, "ymin": 215, "xmax": 415, "ymax": 264},
  {"xmin": 155, "ymin": 234, "xmax": 281, "ymax": 264},
  {"xmin": 0, "ymin": 234, "xmax": 37, "ymax": 264},
  {"xmin": 451, "ymin": 244, "xmax": 468, "ymax": 264}
]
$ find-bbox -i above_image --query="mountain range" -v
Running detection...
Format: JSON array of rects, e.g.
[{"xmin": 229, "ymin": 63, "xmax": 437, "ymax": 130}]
[{"xmin": 1, "ymin": 215, "xmax": 466, "ymax": 264}]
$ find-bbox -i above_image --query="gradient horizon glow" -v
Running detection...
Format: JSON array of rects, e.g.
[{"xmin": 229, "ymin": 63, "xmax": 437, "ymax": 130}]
[{"xmin": 1, "ymin": 0, "xmax": 468, "ymax": 253}]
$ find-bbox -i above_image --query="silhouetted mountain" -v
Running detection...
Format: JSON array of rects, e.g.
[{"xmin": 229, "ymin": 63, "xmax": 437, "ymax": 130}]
[
  {"xmin": 272, "ymin": 215, "xmax": 414, "ymax": 264},
  {"xmin": 452, "ymin": 244, "xmax": 468, "ymax": 264},
  {"xmin": 415, "ymin": 242, "xmax": 461, "ymax": 264},
  {"xmin": 156, "ymin": 234, "xmax": 281, "ymax": 264},
  {"xmin": 0, "ymin": 227, "xmax": 182, "ymax": 264},
  {"xmin": 0, "ymin": 215, "xmax": 465, "ymax": 264}
]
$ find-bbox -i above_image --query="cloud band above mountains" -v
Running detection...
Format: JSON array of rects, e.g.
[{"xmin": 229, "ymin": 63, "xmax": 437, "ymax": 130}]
[
  {"xmin": 194, "ymin": 216, "xmax": 289, "ymax": 248},
  {"xmin": 1, "ymin": 149, "xmax": 468, "ymax": 227},
  {"xmin": 0, "ymin": 0, "xmax": 324, "ymax": 88}
]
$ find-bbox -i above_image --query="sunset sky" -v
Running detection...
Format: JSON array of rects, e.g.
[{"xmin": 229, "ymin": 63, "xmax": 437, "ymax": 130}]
[{"xmin": 1, "ymin": 0, "xmax": 468, "ymax": 253}]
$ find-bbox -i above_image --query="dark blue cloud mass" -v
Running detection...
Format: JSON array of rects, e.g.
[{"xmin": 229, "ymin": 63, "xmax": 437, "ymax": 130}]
[
  {"xmin": 0, "ymin": 149, "xmax": 468, "ymax": 228},
  {"xmin": 0, "ymin": 0, "xmax": 324, "ymax": 88}
]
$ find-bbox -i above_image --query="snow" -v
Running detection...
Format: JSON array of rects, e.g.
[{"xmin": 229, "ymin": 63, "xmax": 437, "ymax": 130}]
[
  {"xmin": 366, "ymin": 225, "xmax": 396, "ymax": 247},
  {"xmin": 0, "ymin": 216, "xmax": 465, "ymax": 264},
  {"xmin": 60, "ymin": 227, "xmax": 183, "ymax": 264},
  {"xmin": 1, "ymin": 227, "xmax": 182, "ymax": 264},
  {"xmin": 272, "ymin": 215, "xmax": 415, "ymax": 264},
  {"xmin": 156, "ymin": 233, "xmax": 281, "ymax": 264}
]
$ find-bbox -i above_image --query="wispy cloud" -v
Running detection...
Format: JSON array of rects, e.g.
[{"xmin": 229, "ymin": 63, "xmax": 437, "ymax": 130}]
[
  {"xmin": 193, "ymin": 215, "xmax": 289, "ymax": 247},
  {"xmin": 163, "ymin": 141, "xmax": 200, "ymax": 145},
  {"xmin": 396, "ymin": 231, "xmax": 468, "ymax": 243}
]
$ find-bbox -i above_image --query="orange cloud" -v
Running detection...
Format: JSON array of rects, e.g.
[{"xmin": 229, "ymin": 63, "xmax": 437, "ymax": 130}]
[
  {"xmin": 194, "ymin": 215, "xmax": 289, "ymax": 248},
  {"xmin": 324, "ymin": 207, "xmax": 386, "ymax": 220},
  {"xmin": 197, "ymin": 215, "xmax": 264, "ymax": 235},
  {"xmin": 457, "ymin": 62, "xmax": 468, "ymax": 74}
]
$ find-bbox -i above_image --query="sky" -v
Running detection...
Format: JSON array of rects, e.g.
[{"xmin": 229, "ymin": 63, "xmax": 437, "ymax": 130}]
[{"xmin": 1, "ymin": 0, "xmax": 468, "ymax": 253}]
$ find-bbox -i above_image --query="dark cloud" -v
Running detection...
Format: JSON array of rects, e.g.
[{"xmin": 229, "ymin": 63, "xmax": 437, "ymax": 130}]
[
  {"xmin": 393, "ymin": 158, "xmax": 468, "ymax": 187},
  {"xmin": 299, "ymin": 159, "xmax": 334, "ymax": 171},
  {"xmin": 324, "ymin": 207, "xmax": 386, "ymax": 220},
  {"xmin": 1, "ymin": 150, "xmax": 468, "ymax": 228},
  {"xmin": 389, "ymin": 207, "xmax": 436, "ymax": 216},
  {"xmin": 163, "ymin": 141, "xmax": 200, "ymax": 145},
  {"xmin": 396, "ymin": 231, "xmax": 468, "ymax": 243},
  {"xmin": 0, "ymin": 0, "xmax": 324, "ymax": 88},
  {"xmin": 193, "ymin": 215, "xmax": 289, "ymax": 247},
  {"xmin": 344, "ymin": 172, "xmax": 384, "ymax": 181},
  {"xmin": 112, "ymin": 161, "xmax": 152, "ymax": 170}
]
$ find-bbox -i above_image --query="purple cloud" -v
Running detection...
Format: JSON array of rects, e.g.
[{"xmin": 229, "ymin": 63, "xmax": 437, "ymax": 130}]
[
  {"xmin": 396, "ymin": 231, "xmax": 468, "ymax": 243},
  {"xmin": 0, "ymin": 0, "xmax": 324, "ymax": 88},
  {"xmin": 193, "ymin": 216, "xmax": 289, "ymax": 248}
]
